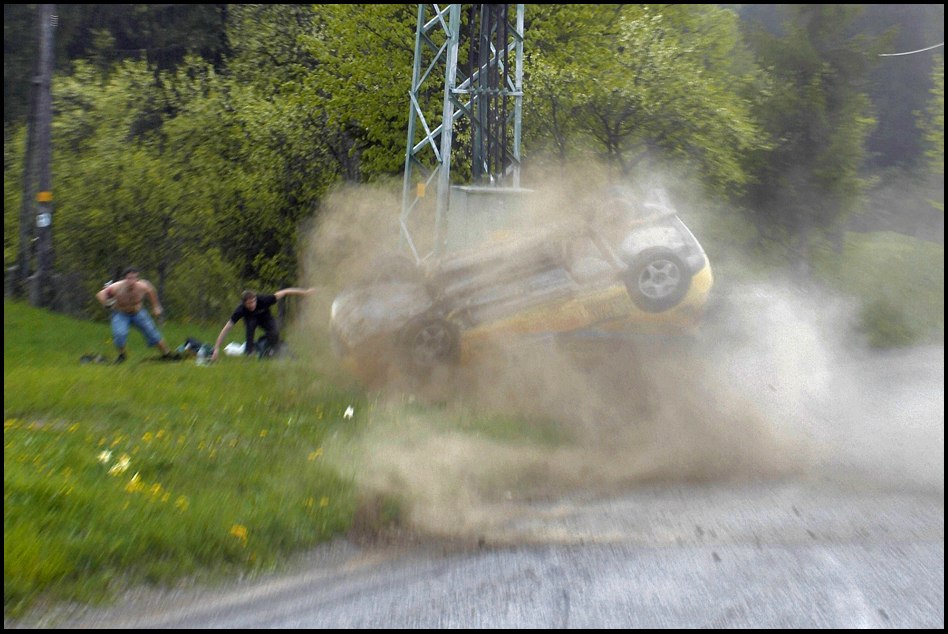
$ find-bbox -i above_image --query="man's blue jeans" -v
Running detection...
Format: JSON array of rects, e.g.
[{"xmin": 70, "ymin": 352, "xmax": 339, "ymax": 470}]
[{"xmin": 111, "ymin": 309, "xmax": 163, "ymax": 348}]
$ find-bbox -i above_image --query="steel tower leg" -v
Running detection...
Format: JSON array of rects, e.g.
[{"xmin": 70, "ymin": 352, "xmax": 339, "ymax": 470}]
[{"xmin": 401, "ymin": 4, "xmax": 524, "ymax": 262}]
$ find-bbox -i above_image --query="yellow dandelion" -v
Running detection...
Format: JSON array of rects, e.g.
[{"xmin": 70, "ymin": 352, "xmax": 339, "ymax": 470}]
[
  {"xmin": 307, "ymin": 448, "xmax": 323, "ymax": 461},
  {"xmin": 149, "ymin": 483, "xmax": 163, "ymax": 497},
  {"xmin": 259, "ymin": 430, "xmax": 268, "ymax": 438},
  {"xmin": 320, "ymin": 497, "xmax": 329, "ymax": 508},
  {"xmin": 156, "ymin": 430, "xmax": 166, "ymax": 439},
  {"xmin": 305, "ymin": 497, "xmax": 315, "ymax": 508},
  {"xmin": 142, "ymin": 432, "xmax": 154, "ymax": 442},
  {"xmin": 125, "ymin": 472, "xmax": 144, "ymax": 493},
  {"xmin": 97, "ymin": 450, "xmax": 112, "ymax": 464},
  {"xmin": 68, "ymin": 423, "xmax": 80, "ymax": 433},
  {"xmin": 230, "ymin": 524, "xmax": 248, "ymax": 545},
  {"xmin": 175, "ymin": 496, "xmax": 190, "ymax": 511}
]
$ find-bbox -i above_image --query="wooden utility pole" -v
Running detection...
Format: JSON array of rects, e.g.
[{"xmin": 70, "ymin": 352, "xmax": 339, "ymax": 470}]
[
  {"xmin": 29, "ymin": 4, "xmax": 56, "ymax": 308},
  {"xmin": 14, "ymin": 41, "xmax": 39, "ymax": 299}
]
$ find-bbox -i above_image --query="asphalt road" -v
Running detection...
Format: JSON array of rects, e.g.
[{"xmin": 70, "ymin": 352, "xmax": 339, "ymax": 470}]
[{"xmin": 36, "ymin": 481, "xmax": 943, "ymax": 629}]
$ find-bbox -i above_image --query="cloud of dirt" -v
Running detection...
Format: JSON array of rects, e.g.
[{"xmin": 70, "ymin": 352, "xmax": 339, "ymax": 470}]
[
  {"xmin": 701, "ymin": 280, "xmax": 944, "ymax": 495},
  {"xmin": 299, "ymin": 169, "xmax": 944, "ymax": 539}
]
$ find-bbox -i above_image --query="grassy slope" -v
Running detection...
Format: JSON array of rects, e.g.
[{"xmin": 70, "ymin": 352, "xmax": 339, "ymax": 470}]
[
  {"xmin": 813, "ymin": 231, "xmax": 944, "ymax": 343},
  {"xmin": 4, "ymin": 299, "xmax": 365, "ymax": 617}
]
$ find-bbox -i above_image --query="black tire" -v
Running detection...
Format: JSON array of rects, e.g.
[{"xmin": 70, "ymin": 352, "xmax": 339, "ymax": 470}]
[
  {"xmin": 398, "ymin": 315, "xmax": 460, "ymax": 375},
  {"xmin": 623, "ymin": 247, "xmax": 692, "ymax": 313}
]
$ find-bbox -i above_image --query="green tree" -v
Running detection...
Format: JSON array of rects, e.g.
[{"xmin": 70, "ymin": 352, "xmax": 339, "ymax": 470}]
[
  {"xmin": 920, "ymin": 53, "xmax": 944, "ymax": 211},
  {"xmin": 301, "ymin": 4, "xmax": 419, "ymax": 181},
  {"xmin": 220, "ymin": 5, "xmax": 339, "ymax": 283},
  {"xmin": 524, "ymin": 4, "xmax": 765, "ymax": 198},
  {"xmin": 743, "ymin": 5, "xmax": 880, "ymax": 275},
  {"xmin": 4, "ymin": 4, "xmax": 230, "ymax": 133}
]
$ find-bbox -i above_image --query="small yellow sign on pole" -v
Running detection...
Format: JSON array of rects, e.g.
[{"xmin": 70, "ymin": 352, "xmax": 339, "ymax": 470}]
[
  {"xmin": 36, "ymin": 191, "xmax": 53, "ymax": 202},
  {"xmin": 416, "ymin": 182, "xmax": 426, "ymax": 197}
]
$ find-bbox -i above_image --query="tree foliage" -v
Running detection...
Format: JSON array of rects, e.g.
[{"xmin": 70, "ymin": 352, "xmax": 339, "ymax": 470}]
[
  {"xmin": 300, "ymin": 4, "xmax": 419, "ymax": 180},
  {"xmin": 524, "ymin": 4, "xmax": 766, "ymax": 198},
  {"xmin": 742, "ymin": 5, "xmax": 881, "ymax": 272},
  {"xmin": 4, "ymin": 4, "xmax": 229, "ymax": 135},
  {"xmin": 920, "ymin": 53, "xmax": 944, "ymax": 209}
]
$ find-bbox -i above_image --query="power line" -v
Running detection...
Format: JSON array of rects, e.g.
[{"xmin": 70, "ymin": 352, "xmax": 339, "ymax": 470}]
[{"xmin": 878, "ymin": 42, "xmax": 944, "ymax": 57}]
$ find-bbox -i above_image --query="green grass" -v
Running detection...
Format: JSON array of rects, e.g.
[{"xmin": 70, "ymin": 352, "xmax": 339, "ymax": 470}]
[
  {"xmin": 812, "ymin": 231, "xmax": 944, "ymax": 346},
  {"xmin": 3, "ymin": 299, "xmax": 366, "ymax": 618}
]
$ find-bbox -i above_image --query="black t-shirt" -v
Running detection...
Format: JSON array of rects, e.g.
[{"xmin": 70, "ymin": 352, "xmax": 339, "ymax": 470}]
[{"xmin": 230, "ymin": 294, "xmax": 277, "ymax": 324}]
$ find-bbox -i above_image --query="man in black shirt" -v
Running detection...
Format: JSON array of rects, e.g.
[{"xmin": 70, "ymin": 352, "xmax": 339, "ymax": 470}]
[{"xmin": 210, "ymin": 287, "xmax": 315, "ymax": 361}]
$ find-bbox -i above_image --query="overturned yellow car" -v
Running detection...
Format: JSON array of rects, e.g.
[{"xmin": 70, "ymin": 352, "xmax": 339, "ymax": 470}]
[{"xmin": 329, "ymin": 187, "xmax": 713, "ymax": 386}]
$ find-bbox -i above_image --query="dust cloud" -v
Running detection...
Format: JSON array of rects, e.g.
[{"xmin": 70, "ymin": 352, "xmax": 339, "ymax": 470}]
[{"xmin": 298, "ymin": 172, "xmax": 944, "ymax": 540}]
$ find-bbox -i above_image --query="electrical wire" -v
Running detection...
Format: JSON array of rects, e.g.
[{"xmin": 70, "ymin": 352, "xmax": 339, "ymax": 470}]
[{"xmin": 878, "ymin": 42, "xmax": 944, "ymax": 57}]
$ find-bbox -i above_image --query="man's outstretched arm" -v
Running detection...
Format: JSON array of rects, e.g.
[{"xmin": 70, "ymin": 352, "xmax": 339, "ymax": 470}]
[
  {"xmin": 274, "ymin": 287, "xmax": 316, "ymax": 300},
  {"xmin": 211, "ymin": 320, "xmax": 236, "ymax": 361}
]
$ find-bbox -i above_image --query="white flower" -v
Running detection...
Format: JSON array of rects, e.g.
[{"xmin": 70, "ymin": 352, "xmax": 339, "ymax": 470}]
[
  {"xmin": 108, "ymin": 454, "xmax": 131, "ymax": 475},
  {"xmin": 97, "ymin": 450, "xmax": 112, "ymax": 464},
  {"xmin": 343, "ymin": 405, "xmax": 354, "ymax": 420}
]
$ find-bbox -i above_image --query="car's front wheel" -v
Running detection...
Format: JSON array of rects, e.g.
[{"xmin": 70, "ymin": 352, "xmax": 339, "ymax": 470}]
[
  {"xmin": 398, "ymin": 315, "xmax": 460, "ymax": 375},
  {"xmin": 623, "ymin": 247, "xmax": 692, "ymax": 313}
]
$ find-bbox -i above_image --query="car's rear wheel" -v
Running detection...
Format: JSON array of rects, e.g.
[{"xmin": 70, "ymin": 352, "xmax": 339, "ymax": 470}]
[
  {"xmin": 398, "ymin": 315, "xmax": 460, "ymax": 375},
  {"xmin": 624, "ymin": 247, "xmax": 692, "ymax": 313}
]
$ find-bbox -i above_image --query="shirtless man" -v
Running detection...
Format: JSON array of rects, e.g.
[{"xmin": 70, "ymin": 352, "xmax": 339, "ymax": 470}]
[{"xmin": 95, "ymin": 266, "xmax": 174, "ymax": 363}]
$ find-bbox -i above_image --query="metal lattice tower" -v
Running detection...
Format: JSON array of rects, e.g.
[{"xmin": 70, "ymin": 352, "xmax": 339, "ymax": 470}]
[{"xmin": 400, "ymin": 4, "xmax": 525, "ymax": 262}]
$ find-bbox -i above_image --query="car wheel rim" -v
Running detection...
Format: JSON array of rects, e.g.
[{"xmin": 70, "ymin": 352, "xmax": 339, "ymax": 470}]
[
  {"xmin": 410, "ymin": 323, "xmax": 451, "ymax": 366},
  {"xmin": 638, "ymin": 259, "xmax": 681, "ymax": 299}
]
